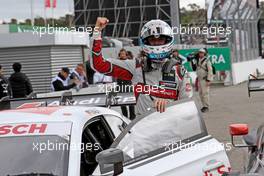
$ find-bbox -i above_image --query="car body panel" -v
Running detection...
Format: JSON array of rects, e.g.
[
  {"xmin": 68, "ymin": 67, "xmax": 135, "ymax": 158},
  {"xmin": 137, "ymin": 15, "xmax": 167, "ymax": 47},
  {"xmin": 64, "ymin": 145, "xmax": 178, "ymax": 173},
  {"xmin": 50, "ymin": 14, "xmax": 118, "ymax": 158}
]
[{"xmin": 117, "ymin": 138, "xmax": 230, "ymax": 176}]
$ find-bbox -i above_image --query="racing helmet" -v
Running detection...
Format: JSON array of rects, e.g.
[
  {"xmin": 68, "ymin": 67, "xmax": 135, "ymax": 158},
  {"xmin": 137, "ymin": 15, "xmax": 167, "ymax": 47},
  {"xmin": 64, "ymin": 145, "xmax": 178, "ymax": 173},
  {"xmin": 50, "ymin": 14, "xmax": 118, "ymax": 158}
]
[{"xmin": 139, "ymin": 19, "xmax": 174, "ymax": 61}]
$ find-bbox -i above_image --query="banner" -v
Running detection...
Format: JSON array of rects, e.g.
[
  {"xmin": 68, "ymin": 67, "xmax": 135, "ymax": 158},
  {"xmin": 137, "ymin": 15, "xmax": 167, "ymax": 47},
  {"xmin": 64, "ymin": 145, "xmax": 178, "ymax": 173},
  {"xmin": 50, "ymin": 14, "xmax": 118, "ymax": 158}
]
[
  {"xmin": 53, "ymin": 0, "xmax": 57, "ymax": 8},
  {"xmin": 9, "ymin": 24, "xmax": 35, "ymax": 33},
  {"xmin": 45, "ymin": 0, "xmax": 51, "ymax": 8},
  {"xmin": 45, "ymin": 0, "xmax": 56, "ymax": 8},
  {"xmin": 9, "ymin": 24, "xmax": 68, "ymax": 33},
  {"xmin": 179, "ymin": 47, "xmax": 232, "ymax": 72}
]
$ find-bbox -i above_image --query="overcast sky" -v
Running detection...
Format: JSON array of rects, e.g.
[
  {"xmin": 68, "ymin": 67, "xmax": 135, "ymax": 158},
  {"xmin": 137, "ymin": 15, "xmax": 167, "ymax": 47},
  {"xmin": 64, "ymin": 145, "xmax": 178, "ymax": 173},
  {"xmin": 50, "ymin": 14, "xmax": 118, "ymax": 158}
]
[
  {"xmin": 0, "ymin": 0, "xmax": 74, "ymax": 23},
  {"xmin": 180, "ymin": 0, "xmax": 205, "ymax": 9}
]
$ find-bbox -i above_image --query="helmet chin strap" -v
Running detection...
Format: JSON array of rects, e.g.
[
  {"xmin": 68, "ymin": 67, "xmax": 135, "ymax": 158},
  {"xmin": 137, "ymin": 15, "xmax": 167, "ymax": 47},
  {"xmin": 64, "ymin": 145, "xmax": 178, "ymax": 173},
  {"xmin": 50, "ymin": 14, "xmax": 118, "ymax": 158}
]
[{"xmin": 141, "ymin": 56, "xmax": 167, "ymax": 72}]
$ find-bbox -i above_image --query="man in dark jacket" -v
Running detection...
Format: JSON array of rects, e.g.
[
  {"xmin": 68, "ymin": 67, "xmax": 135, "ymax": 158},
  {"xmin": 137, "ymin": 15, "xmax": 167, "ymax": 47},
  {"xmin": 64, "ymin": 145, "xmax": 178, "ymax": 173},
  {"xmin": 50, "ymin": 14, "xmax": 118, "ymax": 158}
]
[
  {"xmin": 51, "ymin": 67, "xmax": 79, "ymax": 91},
  {"xmin": 0, "ymin": 65, "xmax": 11, "ymax": 99},
  {"xmin": 9, "ymin": 63, "xmax": 33, "ymax": 98}
]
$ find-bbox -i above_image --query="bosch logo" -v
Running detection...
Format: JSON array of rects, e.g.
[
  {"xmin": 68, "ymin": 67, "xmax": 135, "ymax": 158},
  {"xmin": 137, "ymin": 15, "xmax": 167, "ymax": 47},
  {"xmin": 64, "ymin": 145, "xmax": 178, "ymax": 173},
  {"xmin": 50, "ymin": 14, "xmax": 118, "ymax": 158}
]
[{"xmin": 0, "ymin": 123, "xmax": 47, "ymax": 136}]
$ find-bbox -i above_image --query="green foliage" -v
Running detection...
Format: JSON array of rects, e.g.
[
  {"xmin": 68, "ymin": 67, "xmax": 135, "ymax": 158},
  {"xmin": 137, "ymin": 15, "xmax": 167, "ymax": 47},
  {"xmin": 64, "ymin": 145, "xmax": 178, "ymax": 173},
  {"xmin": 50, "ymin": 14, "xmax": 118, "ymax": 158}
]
[{"xmin": 180, "ymin": 3, "xmax": 206, "ymax": 24}]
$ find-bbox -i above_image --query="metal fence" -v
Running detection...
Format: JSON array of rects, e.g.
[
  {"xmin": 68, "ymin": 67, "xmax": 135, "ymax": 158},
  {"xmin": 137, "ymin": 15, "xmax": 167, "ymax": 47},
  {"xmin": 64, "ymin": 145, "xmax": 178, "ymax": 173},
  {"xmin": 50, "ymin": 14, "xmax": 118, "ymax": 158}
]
[{"xmin": 225, "ymin": 0, "xmax": 262, "ymax": 63}]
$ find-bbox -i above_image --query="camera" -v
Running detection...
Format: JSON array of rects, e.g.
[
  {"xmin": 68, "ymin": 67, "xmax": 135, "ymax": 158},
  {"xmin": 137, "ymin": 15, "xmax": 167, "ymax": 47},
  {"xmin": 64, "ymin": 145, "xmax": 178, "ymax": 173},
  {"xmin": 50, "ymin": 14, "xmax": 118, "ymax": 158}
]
[{"xmin": 187, "ymin": 52, "xmax": 198, "ymax": 62}]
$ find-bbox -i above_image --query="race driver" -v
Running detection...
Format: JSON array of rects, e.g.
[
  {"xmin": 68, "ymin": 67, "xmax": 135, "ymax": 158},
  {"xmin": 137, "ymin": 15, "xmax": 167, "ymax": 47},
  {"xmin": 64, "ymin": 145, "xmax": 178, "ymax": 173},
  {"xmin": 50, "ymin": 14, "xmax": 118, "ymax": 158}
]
[{"xmin": 91, "ymin": 17, "xmax": 192, "ymax": 115}]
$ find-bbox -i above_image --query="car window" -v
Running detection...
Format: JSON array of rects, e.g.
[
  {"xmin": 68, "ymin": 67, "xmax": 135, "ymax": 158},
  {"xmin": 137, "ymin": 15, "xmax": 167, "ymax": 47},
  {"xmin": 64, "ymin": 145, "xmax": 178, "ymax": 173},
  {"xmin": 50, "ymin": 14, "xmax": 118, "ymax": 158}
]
[
  {"xmin": 114, "ymin": 100, "xmax": 207, "ymax": 162},
  {"xmin": 85, "ymin": 117, "xmax": 114, "ymax": 149},
  {"xmin": 80, "ymin": 116, "xmax": 116, "ymax": 176},
  {"xmin": 104, "ymin": 115, "xmax": 127, "ymax": 138}
]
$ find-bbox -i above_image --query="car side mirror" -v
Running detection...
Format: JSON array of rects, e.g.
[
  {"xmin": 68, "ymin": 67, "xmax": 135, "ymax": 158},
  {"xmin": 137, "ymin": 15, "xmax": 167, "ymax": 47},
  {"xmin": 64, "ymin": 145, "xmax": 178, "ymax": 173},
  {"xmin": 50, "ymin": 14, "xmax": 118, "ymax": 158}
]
[
  {"xmin": 229, "ymin": 124, "xmax": 250, "ymax": 148},
  {"xmin": 96, "ymin": 148, "xmax": 124, "ymax": 176},
  {"xmin": 230, "ymin": 124, "xmax": 248, "ymax": 136}
]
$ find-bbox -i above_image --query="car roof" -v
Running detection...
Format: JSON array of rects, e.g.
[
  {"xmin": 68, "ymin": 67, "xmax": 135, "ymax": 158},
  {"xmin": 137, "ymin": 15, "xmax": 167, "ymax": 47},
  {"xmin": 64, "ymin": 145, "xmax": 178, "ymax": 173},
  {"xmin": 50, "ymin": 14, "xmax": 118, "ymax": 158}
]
[{"xmin": 0, "ymin": 106, "xmax": 123, "ymax": 125}]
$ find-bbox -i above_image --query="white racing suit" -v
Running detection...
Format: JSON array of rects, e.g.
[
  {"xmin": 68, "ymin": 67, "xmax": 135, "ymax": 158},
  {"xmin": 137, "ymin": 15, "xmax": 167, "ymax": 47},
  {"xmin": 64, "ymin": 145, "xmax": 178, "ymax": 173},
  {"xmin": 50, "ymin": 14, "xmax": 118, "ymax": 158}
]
[{"xmin": 91, "ymin": 34, "xmax": 192, "ymax": 115}]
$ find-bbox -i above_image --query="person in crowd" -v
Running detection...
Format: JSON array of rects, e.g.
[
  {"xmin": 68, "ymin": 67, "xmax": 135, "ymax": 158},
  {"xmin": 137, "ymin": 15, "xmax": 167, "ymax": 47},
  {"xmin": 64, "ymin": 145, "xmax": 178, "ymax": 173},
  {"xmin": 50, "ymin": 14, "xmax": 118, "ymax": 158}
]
[
  {"xmin": 116, "ymin": 48, "xmax": 136, "ymax": 120},
  {"xmin": 9, "ymin": 62, "xmax": 33, "ymax": 98},
  {"xmin": 70, "ymin": 63, "xmax": 89, "ymax": 88},
  {"xmin": 0, "ymin": 65, "xmax": 11, "ymax": 99},
  {"xmin": 190, "ymin": 48, "xmax": 213, "ymax": 112},
  {"xmin": 51, "ymin": 67, "xmax": 79, "ymax": 91},
  {"xmin": 171, "ymin": 48, "xmax": 182, "ymax": 65},
  {"xmin": 127, "ymin": 51, "xmax": 134, "ymax": 60}
]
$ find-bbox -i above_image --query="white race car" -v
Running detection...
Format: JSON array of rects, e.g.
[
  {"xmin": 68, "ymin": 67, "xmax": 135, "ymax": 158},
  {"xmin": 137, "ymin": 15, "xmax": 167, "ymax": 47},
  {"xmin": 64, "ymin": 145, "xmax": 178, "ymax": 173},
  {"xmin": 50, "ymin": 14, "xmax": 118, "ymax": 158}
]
[{"xmin": 0, "ymin": 95, "xmax": 231, "ymax": 176}]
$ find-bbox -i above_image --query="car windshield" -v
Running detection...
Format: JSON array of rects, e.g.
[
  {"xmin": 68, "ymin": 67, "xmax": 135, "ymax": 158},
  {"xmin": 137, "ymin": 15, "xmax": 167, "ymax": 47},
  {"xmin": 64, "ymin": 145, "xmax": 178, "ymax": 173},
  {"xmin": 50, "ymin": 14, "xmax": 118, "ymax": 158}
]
[
  {"xmin": 0, "ymin": 135, "xmax": 69, "ymax": 176},
  {"xmin": 115, "ymin": 100, "xmax": 206, "ymax": 162}
]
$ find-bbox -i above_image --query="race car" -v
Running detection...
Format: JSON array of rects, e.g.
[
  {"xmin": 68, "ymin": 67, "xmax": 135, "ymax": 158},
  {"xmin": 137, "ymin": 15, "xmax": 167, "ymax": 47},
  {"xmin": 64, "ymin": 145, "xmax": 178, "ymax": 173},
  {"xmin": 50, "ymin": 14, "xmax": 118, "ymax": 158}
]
[
  {"xmin": 0, "ymin": 96, "xmax": 231, "ymax": 176},
  {"xmin": 224, "ymin": 123, "xmax": 264, "ymax": 175}
]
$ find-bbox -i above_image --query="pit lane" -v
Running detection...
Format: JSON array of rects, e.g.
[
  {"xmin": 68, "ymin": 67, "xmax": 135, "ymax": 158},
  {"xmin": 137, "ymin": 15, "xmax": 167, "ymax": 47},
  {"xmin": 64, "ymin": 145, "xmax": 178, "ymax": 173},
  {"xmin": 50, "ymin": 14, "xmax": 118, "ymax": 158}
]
[{"xmin": 201, "ymin": 82, "xmax": 264, "ymax": 171}]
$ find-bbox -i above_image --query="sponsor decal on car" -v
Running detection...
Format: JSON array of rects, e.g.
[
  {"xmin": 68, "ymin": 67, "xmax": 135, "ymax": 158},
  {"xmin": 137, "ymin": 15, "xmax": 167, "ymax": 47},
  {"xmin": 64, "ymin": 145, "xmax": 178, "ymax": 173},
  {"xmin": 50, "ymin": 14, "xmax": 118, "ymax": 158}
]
[
  {"xmin": 203, "ymin": 159, "xmax": 231, "ymax": 176},
  {"xmin": 0, "ymin": 123, "xmax": 47, "ymax": 136},
  {"xmin": 85, "ymin": 109, "xmax": 101, "ymax": 116},
  {"xmin": 0, "ymin": 122, "xmax": 72, "ymax": 137}
]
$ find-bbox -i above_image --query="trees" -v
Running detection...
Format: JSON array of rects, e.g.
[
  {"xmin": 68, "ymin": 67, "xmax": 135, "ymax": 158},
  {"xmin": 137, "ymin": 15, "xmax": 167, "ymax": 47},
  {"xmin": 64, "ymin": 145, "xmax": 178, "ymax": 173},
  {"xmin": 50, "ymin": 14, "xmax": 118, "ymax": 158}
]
[
  {"xmin": 10, "ymin": 18, "xmax": 18, "ymax": 24},
  {"xmin": 180, "ymin": 3, "xmax": 206, "ymax": 25}
]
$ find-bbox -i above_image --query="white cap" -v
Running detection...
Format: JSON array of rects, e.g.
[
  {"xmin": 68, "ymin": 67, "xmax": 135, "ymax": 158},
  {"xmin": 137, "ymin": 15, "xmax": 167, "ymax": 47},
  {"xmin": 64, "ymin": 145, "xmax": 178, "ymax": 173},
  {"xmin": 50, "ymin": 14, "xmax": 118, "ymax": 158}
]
[{"xmin": 198, "ymin": 48, "xmax": 206, "ymax": 53}]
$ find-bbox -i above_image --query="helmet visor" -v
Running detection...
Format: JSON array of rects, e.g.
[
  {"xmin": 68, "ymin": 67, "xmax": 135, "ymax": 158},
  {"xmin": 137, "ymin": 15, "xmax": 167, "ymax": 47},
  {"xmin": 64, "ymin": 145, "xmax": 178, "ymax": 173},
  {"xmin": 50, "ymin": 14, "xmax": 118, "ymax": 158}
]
[
  {"xmin": 142, "ymin": 35, "xmax": 173, "ymax": 46},
  {"xmin": 141, "ymin": 25, "xmax": 172, "ymax": 39}
]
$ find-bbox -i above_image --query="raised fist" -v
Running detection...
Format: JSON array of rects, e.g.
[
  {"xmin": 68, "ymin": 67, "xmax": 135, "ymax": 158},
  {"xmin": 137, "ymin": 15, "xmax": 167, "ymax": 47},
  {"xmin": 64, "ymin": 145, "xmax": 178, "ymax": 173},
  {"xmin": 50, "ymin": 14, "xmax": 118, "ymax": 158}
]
[{"xmin": 95, "ymin": 17, "xmax": 109, "ymax": 31}]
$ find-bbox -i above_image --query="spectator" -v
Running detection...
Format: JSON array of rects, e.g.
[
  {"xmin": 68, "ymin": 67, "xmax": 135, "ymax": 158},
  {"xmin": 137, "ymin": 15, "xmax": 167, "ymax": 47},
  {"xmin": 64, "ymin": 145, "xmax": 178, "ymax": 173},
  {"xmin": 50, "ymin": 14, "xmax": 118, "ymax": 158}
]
[
  {"xmin": 171, "ymin": 49, "xmax": 182, "ymax": 65},
  {"xmin": 194, "ymin": 48, "xmax": 213, "ymax": 113},
  {"xmin": 127, "ymin": 51, "xmax": 134, "ymax": 60},
  {"xmin": 9, "ymin": 62, "xmax": 33, "ymax": 98},
  {"xmin": 93, "ymin": 72, "xmax": 113, "ymax": 84},
  {"xmin": 70, "ymin": 63, "xmax": 89, "ymax": 88},
  {"xmin": 51, "ymin": 67, "xmax": 78, "ymax": 91},
  {"xmin": 0, "ymin": 65, "xmax": 11, "ymax": 99},
  {"xmin": 138, "ymin": 50, "xmax": 149, "ymax": 71},
  {"xmin": 117, "ymin": 49, "xmax": 136, "ymax": 120}
]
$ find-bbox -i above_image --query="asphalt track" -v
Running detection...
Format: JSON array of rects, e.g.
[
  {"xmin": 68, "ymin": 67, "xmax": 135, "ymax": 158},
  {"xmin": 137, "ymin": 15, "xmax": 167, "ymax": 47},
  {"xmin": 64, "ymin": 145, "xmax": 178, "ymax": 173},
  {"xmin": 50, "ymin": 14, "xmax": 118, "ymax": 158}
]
[{"xmin": 201, "ymin": 82, "xmax": 264, "ymax": 171}]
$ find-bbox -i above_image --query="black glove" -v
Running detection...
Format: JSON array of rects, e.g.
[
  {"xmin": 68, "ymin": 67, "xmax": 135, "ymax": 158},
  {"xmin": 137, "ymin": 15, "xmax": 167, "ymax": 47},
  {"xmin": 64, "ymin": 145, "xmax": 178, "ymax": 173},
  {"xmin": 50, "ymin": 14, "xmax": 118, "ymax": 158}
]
[{"xmin": 162, "ymin": 57, "xmax": 179, "ymax": 73}]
